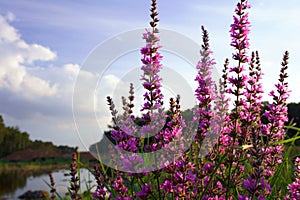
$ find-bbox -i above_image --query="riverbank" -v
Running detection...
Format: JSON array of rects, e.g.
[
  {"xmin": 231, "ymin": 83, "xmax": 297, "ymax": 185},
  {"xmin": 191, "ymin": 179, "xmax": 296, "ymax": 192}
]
[
  {"xmin": 0, "ymin": 150, "xmax": 98, "ymax": 171},
  {"xmin": 0, "ymin": 161, "xmax": 70, "ymax": 173}
]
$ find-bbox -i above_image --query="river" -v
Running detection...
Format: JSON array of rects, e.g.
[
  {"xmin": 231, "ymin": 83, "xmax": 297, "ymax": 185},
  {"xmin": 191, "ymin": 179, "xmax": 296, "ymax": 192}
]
[{"xmin": 0, "ymin": 168, "xmax": 96, "ymax": 199}]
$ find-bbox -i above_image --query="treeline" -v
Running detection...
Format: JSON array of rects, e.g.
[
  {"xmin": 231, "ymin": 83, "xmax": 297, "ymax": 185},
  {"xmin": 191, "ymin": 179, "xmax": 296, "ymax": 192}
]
[
  {"xmin": 0, "ymin": 115, "xmax": 75, "ymax": 158},
  {"xmin": 286, "ymin": 102, "xmax": 300, "ymax": 145}
]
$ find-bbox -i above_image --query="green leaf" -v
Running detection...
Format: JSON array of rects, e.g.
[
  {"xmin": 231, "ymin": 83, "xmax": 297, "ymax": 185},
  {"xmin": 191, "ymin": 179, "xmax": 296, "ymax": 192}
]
[{"xmin": 276, "ymin": 136, "xmax": 300, "ymax": 144}]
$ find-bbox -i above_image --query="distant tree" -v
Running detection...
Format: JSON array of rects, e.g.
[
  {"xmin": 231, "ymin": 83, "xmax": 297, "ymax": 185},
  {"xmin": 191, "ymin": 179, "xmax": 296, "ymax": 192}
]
[
  {"xmin": 287, "ymin": 103, "xmax": 300, "ymax": 145},
  {"xmin": 181, "ymin": 108, "xmax": 193, "ymax": 123},
  {"xmin": 0, "ymin": 115, "xmax": 75, "ymax": 158},
  {"xmin": 0, "ymin": 116, "xmax": 6, "ymax": 143}
]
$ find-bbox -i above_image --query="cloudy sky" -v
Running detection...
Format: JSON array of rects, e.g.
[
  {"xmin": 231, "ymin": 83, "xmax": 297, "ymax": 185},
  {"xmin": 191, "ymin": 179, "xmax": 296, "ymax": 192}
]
[{"xmin": 0, "ymin": 0, "xmax": 299, "ymax": 150}]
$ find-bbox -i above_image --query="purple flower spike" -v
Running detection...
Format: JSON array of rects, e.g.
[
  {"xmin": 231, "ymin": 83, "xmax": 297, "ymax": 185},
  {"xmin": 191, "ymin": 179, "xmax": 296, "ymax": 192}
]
[
  {"xmin": 287, "ymin": 157, "xmax": 300, "ymax": 199},
  {"xmin": 140, "ymin": 28, "xmax": 164, "ymax": 112},
  {"xmin": 230, "ymin": 0, "xmax": 251, "ymax": 63}
]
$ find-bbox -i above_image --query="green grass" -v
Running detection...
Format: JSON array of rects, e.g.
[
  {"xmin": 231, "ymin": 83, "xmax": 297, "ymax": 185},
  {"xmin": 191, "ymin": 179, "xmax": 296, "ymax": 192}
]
[{"xmin": 0, "ymin": 159, "xmax": 71, "ymax": 173}]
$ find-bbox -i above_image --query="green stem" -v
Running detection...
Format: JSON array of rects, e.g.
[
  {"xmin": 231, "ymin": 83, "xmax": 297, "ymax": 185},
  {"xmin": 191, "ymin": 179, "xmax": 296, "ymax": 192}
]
[{"xmin": 200, "ymin": 153, "xmax": 228, "ymax": 199}]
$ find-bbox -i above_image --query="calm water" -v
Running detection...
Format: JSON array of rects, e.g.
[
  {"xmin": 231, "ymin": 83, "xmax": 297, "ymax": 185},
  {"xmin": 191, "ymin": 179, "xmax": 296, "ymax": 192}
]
[{"xmin": 0, "ymin": 168, "xmax": 96, "ymax": 199}]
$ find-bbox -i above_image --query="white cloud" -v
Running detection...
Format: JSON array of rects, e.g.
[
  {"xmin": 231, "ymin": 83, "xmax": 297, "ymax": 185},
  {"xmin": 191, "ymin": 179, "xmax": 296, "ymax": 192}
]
[
  {"xmin": 63, "ymin": 63, "xmax": 80, "ymax": 77},
  {"xmin": 0, "ymin": 12, "xmax": 19, "ymax": 42},
  {"xmin": 0, "ymin": 14, "xmax": 104, "ymax": 149},
  {"xmin": 0, "ymin": 13, "xmax": 57, "ymax": 99}
]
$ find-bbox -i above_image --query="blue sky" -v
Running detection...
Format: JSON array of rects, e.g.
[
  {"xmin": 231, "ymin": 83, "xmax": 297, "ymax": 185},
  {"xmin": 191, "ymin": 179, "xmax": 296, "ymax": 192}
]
[{"xmin": 0, "ymin": 0, "xmax": 299, "ymax": 150}]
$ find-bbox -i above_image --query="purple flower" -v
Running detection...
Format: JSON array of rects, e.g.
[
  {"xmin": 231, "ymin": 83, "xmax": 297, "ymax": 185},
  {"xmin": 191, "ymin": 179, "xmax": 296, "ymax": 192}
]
[
  {"xmin": 287, "ymin": 157, "xmax": 300, "ymax": 199},
  {"xmin": 100, "ymin": 0, "xmax": 293, "ymax": 199},
  {"xmin": 243, "ymin": 177, "xmax": 256, "ymax": 192},
  {"xmin": 287, "ymin": 179, "xmax": 300, "ymax": 200},
  {"xmin": 193, "ymin": 26, "xmax": 217, "ymax": 145},
  {"xmin": 228, "ymin": 0, "xmax": 251, "ymax": 110},
  {"xmin": 140, "ymin": 28, "xmax": 164, "ymax": 112},
  {"xmin": 230, "ymin": 0, "xmax": 251, "ymax": 62},
  {"xmin": 135, "ymin": 183, "xmax": 152, "ymax": 198},
  {"xmin": 263, "ymin": 51, "xmax": 290, "ymax": 177},
  {"xmin": 116, "ymin": 197, "xmax": 132, "ymax": 200},
  {"xmin": 238, "ymin": 195, "xmax": 249, "ymax": 200},
  {"xmin": 161, "ymin": 179, "xmax": 173, "ymax": 194},
  {"xmin": 93, "ymin": 186, "xmax": 107, "ymax": 199},
  {"xmin": 112, "ymin": 176, "xmax": 128, "ymax": 196}
]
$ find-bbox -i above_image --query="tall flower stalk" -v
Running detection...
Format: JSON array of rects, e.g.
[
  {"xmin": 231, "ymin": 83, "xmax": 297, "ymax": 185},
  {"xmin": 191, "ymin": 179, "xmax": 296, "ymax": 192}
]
[
  {"xmin": 194, "ymin": 26, "xmax": 216, "ymax": 143},
  {"xmin": 225, "ymin": 0, "xmax": 251, "ymax": 197},
  {"xmin": 239, "ymin": 52, "xmax": 271, "ymax": 199},
  {"xmin": 263, "ymin": 51, "xmax": 290, "ymax": 177},
  {"xmin": 49, "ymin": 173, "xmax": 56, "ymax": 200},
  {"xmin": 70, "ymin": 152, "xmax": 82, "ymax": 200},
  {"xmin": 140, "ymin": 0, "xmax": 163, "ymax": 113}
]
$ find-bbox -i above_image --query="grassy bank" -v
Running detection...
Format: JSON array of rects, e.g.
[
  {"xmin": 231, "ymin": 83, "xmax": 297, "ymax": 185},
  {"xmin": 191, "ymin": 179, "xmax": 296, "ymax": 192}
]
[{"xmin": 0, "ymin": 158, "xmax": 71, "ymax": 173}]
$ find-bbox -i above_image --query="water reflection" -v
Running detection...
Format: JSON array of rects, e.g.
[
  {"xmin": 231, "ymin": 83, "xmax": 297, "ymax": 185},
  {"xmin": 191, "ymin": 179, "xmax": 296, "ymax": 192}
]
[
  {"xmin": 0, "ymin": 168, "xmax": 96, "ymax": 199},
  {"xmin": 0, "ymin": 170, "xmax": 27, "ymax": 196}
]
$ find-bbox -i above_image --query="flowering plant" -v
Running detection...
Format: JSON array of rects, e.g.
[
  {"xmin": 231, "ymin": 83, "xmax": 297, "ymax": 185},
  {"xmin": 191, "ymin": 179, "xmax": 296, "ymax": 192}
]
[{"xmin": 90, "ymin": 0, "xmax": 300, "ymax": 199}]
